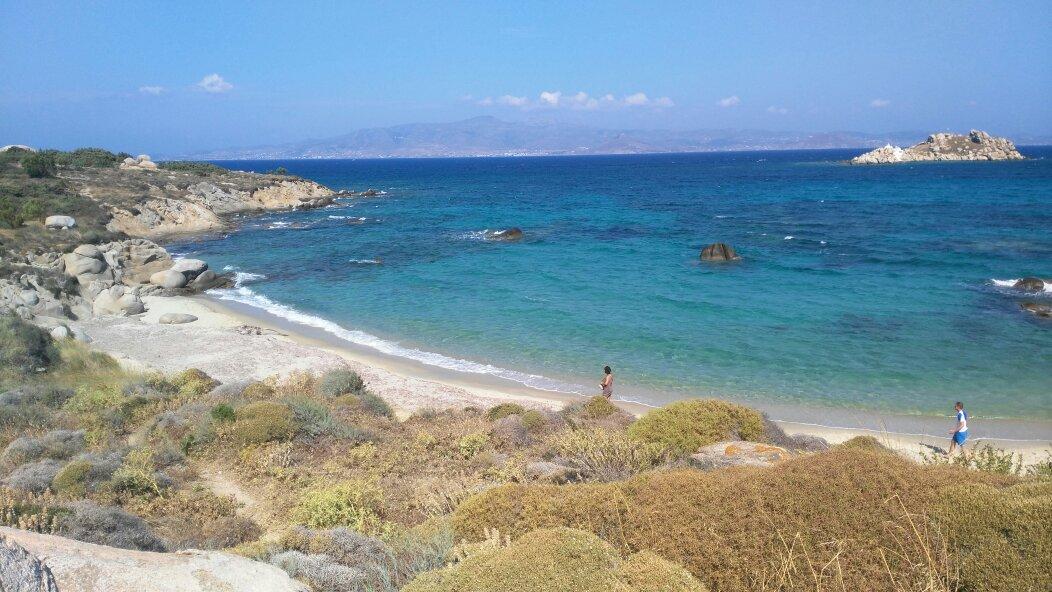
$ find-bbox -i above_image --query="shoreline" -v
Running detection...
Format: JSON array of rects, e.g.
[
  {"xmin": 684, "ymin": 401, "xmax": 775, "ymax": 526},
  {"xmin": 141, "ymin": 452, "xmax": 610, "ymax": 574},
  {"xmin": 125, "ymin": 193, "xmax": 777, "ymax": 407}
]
[{"xmin": 73, "ymin": 292, "xmax": 1052, "ymax": 464}]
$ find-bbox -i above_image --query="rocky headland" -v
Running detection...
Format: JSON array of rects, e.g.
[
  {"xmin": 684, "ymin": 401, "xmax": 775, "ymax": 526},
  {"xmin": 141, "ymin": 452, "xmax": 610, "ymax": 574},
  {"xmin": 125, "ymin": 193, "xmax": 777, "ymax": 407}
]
[{"xmin": 850, "ymin": 130, "xmax": 1024, "ymax": 164}]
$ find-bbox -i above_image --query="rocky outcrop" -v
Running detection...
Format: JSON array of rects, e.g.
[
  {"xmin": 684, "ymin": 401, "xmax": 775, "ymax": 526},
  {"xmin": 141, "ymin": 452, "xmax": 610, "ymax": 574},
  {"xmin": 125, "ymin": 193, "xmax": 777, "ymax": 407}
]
[
  {"xmin": 1021, "ymin": 302, "xmax": 1051, "ymax": 319},
  {"xmin": 59, "ymin": 165, "xmax": 334, "ymax": 238},
  {"xmin": 0, "ymin": 527, "xmax": 308, "ymax": 592},
  {"xmin": 689, "ymin": 441, "xmax": 791, "ymax": 470},
  {"xmin": 851, "ymin": 130, "xmax": 1024, "ymax": 164},
  {"xmin": 92, "ymin": 286, "xmax": 145, "ymax": 316},
  {"xmin": 0, "ymin": 533, "xmax": 59, "ymax": 592},
  {"xmin": 700, "ymin": 242, "xmax": 740, "ymax": 261}
]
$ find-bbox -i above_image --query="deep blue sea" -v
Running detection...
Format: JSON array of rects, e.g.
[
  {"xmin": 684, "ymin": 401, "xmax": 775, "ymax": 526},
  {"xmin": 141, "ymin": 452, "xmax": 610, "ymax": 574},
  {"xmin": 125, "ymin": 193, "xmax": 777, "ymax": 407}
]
[{"xmin": 169, "ymin": 149, "xmax": 1052, "ymax": 421}]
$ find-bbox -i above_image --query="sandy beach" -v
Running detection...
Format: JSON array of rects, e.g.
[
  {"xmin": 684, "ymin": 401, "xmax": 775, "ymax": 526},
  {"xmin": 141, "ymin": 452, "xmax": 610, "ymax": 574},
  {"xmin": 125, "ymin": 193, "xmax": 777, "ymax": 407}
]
[{"xmin": 75, "ymin": 293, "xmax": 1052, "ymax": 464}]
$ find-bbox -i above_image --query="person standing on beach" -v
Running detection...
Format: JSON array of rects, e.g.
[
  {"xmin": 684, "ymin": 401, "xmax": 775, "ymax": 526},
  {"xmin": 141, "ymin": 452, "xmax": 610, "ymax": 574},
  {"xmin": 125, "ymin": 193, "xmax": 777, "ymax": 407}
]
[
  {"xmin": 948, "ymin": 401, "xmax": 968, "ymax": 454},
  {"xmin": 600, "ymin": 366, "xmax": 614, "ymax": 399}
]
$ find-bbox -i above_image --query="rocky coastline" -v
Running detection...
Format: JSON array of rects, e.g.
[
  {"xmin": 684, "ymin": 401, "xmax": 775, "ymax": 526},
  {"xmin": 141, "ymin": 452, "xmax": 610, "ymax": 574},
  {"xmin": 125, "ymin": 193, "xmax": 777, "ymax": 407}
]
[{"xmin": 850, "ymin": 129, "xmax": 1024, "ymax": 164}]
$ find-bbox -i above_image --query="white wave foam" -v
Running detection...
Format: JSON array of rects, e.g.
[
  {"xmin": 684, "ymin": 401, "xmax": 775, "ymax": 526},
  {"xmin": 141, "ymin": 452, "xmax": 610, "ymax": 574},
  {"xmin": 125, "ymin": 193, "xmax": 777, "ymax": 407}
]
[
  {"xmin": 205, "ymin": 286, "xmax": 587, "ymax": 394},
  {"xmin": 232, "ymin": 272, "xmax": 266, "ymax": 287},
  {"xmin": 457, "ymin": 230, "xmax": 490, "ymax": 241},
  {"xmin": 267, "ymin": 221, "xmax": 291, "ymax": 229},
  {"xmin": 991, "ymin": 278, "xmax": 1051, "ymax": 293},
  {"xmin": 348, "ymin": 258, "xmax": 381, "ymax": 265},
  {"xmin": 328, "ymin": 215, "xmax": 348, "ymax": 220},
  {"xmin": 784, "ymin": 235, "xmax": 794, "ymax": 240}
]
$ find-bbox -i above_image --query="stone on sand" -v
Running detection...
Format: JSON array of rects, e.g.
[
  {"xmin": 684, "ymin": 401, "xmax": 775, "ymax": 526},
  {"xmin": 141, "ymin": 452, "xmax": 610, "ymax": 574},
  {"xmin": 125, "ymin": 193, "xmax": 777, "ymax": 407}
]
[
  {"xmin": 159, "ymin": 313, "xmax": 199, "ymax": 325},
  {"xmin": 150, "ymin": 270, "xmax": 188, "ymax": 289}
]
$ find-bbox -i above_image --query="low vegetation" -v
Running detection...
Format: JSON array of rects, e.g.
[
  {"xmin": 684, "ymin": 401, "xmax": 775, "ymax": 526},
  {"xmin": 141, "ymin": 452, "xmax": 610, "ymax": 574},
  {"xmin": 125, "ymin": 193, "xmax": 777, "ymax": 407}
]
[{"xmin": 1, "ymin": 316, "xmax": 1049, "ymax": 591}]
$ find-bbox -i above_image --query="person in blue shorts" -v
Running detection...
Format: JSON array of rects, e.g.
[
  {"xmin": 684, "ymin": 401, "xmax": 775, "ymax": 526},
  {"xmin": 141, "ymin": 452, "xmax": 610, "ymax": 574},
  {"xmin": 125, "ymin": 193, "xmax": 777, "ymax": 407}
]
[{"xmin": 948, "ymin": 401, "xmax": 968, "ymax": 454}]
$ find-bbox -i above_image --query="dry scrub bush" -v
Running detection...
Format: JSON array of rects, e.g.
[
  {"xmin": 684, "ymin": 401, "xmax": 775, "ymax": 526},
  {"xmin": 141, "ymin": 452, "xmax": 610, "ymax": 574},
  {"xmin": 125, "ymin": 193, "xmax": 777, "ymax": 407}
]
[
  {"xmin": 110, "ymin": 448, "xmax": 164, "ymax": 497},
  {"xmin": 232, "ymin": 401, "xmax": 295, "ymax": 445},
  {"xmin": 0, "ymin": 486, "xmax": 62, "ymax": 533},
  {"xmin": 318, "ymin": 369, "xmax": 366, "ymax": 398},
  {"xmin": 132, "ymin": 487, "xmax": 261, "ymax": 550},
  {"xmin": 51, "ymin": 458, "xmax": 91, "ymax": 496},
  {"xmin": 242, "ymin": 380, "xmax": 276, "ymax": 401},
  {"xmin": 3, "ymin": 458, "xmax": 64, "ymax": 493},
  {"xmin": 335, "ymin": 391, "xmax": 394, "ymax": 418},
  {"xmin": 452, "ymin": 447, "xmax": 1025, "ymax": 592},
  {"xmin": 0, "ymin": 316, "xmax": 57, "ymax": 382},
  {"xmin": 551, "ymin": 428, "xmax": 669, "ymax": 482},
  {"xmin": 403, "ymin": 526, "xmax": 706, "ymax": 592},
  {"xmin": 627, "ymin": 399, "xmax": 765, "ymax": 455},
  {"xmin": 457, "ymin": 433, "xmax": 490, "ymax": 459},
  {"xmin": 1, "ymin": 429, "xmax": 85, "ymax": 467},
  {"xmin": 56, "ymin": 500, "xmax": 165, "ymax": 551},
  {"xmin": 170, "ymin": 368, "xmax": 218, "ymax": 400},
  {"xmin": 295, "ymin": 479, "xmax": 386, "ymax": 534},
  {"xmin": 929, "ymin": 481, "xmax": 1051, "ymax": 591}
]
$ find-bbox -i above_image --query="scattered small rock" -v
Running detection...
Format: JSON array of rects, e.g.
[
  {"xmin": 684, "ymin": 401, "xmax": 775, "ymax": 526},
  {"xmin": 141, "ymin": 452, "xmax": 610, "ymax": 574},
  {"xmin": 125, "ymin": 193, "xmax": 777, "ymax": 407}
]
[
  {"xmin": 359, "ymin": 188, "xmax": 381, "ymax": 197},
  {"xmin": 525, "ymin": 461, "xmax": 580, "ymax": 484},
  {"xmin": 44, "ymin": 215, "xmax": 76, "ymax": 230},
  {"xmin": 49, "ymin": 326, "xmax": 71, "ymax": 340}
]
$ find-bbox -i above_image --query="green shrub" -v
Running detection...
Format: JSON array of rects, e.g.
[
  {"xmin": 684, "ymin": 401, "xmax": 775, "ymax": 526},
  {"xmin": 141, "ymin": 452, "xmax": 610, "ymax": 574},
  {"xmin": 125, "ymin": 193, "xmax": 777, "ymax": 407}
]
[
  {"xmin": 402, "ymin": 527, "xmax": 706, "ymax": 592},
  {"xmin": 295, "ymin": 480, "xmax": 385, "ymax": 534},
  {"xmin": 0, "ymin": 317, "xmax": 58, "ymax": 380},
  {"xmin": 457, "ymin": 433, "xmax": 490, "ymax": 459},
  {"xmin": 551, "ymin": 428, "xmax": 669, "ymax": 482},
  {"xmin": 521, "ymin": 410, "xmax": 546, "ymax": 432},
  {"xmin": 627, "ymin": 399, "xmax": 765, "ymax": 455},
  {"xmin": 157, "ymin": 161, "xmax": 226, "ymax": 174},
  {"xmin": 210, "ymin": 404, "xmax": 236, "ymax": 423},
  {"xmin": 21, "ymin": 152, "xmax": 57, "ymax": 178},
  {"xmin": 52, "ymin": 459, "xmax": 91, "ymax": 496},
  {"xmin": 54, "ymin": 147, "xmax": 123, "ymax": 168},
  {"xmin": 62, "ymin": 384, "xmax": 125, "ymax": 415},
  {"xmin": 19, "ymin": 198, "xmax": 46, "ymax": 222},
  {"xmin": 486, "ymin": 403, "xmax": 525, "ymax": 421},
  {"xmin": 581, "ymin": 395, "xmax": 618, "ymax": 419},
  {"xmin": 0, "ymin": 195, "xmax": 24, "ymax": 228},
  {"xmin": 232, "ymin": 402, "xmax": 295, "ymax": 445},
  {"xmin": 452, "ymin": 447, "xmax": 1019, "ymax": 592},
  {"xmin": 318, "ymin": 369, "xmax": 365, "ymax": 397}
]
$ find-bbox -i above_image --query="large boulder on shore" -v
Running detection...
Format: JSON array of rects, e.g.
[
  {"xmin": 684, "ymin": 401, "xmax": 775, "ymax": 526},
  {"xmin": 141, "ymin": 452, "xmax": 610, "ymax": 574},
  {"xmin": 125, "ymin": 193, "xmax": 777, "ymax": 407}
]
[
  {"xmin": 700, "ymin": 242, "xmax": 741, "ymax": 261},
  {"xmin": 62, "ymin": 247, "xmax": 106, "ymax": 276},
  {"xmin": 44, "ymin": 215, "xmax": 76, "ymax": 229},
  {"xmin": 92, "ymin": 286, "xmax": 145, "ymax": 316},
  {"xmin": 170, "ymin": 259, "xmax": 208, "ymax": 280},
  {"xmin": 149, "ymin": 270, "xmax": 188, "ymax": 289},
  {"xmin": 0, "ymin": 526, "xmax": 307, "ymax": 592}
]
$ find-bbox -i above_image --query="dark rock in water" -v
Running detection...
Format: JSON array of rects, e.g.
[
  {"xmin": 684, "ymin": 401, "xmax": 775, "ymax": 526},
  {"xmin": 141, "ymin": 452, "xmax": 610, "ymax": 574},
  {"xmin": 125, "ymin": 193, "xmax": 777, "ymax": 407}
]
[
  {"xmin": 700, "ymin": 242, "xmax": 740, "ymax": 261},
  {"xmin": 189, "ymin": 270, "xmax": 233, "ymax": 291},
  {"xmin": 1013, "ymin": 277, "xmax": 1046, "ymax": 292},
  {"xmin": 359, "ymin": 188, "xmax": 381, "ymax": 197},
  {"xmin": 1021, "ymin": 302, "xmax": 1052, "ymax": 319},
  {"xmin": 487, "ymin": 228, "xmax": 524, "ymax": 241}
]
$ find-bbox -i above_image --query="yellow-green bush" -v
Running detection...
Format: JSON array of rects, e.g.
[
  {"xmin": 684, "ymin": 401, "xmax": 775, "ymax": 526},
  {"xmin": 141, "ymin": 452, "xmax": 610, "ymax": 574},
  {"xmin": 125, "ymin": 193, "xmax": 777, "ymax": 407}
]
[
  {"xmin": 62, "ymin": 384, "xmax": 125, "ymax": 415},
  {"xmin": 170, "ymin": 368, "xmax": 218, "ymax": 399},
  {"xmin": 582, "ymin": 395, "xmax": 618, "ymax": 419},
  {"xmin": 457, "ymin": 433, "xmax": 490, "ymax": 459},
  {"xmin": 52, "ymin": 459, "xmax": 91, "ymax": 496},
  {"xmin": 452, "ymin": 447, "xmax": 1019, "ymax": 592},
  {"xmin": 837, "ymin": 435, "xmax": 891, "ymax": 452},
  {"xmin": 627, "ymin": 399, "xmax": 764, "ymax": 455},
  {"xmin": 486, "ymin": 403, "xmax": 525, "ymax": 421},
  {"xmin": 294, "ymin": 479, "xmax": 385, "ymax": 534},
  {"xmin": 110, "ymin": 448, "xmax": 161, "ymax": 497},
  {"xmin": 521, "ymin": 410, "xmax": 546, "ymax": 432},
  {"xmin": 403, "ymin": 527, "xmax": 705, "ymax": 592},
  {"xmin": 241, "ymin": 381, "xmax": 276, "ymax": 401},
  {"xmin": 232, "ymin": 402, "xmax": 295, "ymax": 445},
  {"xmin": 930, "ymin": 481, "xmax": 1051, "ymax": 591}
]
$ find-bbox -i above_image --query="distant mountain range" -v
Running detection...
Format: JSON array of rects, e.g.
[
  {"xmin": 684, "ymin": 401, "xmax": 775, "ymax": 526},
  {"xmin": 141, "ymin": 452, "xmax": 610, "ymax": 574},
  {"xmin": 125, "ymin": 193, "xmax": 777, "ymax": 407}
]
[{"xmin": 173, "ymin": 117, "xmax": 1047, "ymax": 160}]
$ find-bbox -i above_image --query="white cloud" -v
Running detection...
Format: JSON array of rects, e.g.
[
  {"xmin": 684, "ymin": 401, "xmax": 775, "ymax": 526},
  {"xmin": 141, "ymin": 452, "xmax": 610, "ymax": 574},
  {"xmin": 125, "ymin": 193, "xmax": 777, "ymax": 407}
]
[
  {"xmin": 197, "ymin": 73, "xmax": 233, "ymax": 93},
  {"xmin": 497, "ymin": 94, "xmax": 527, "ymax": 106},
  {"xmin": 717, "ymin": 95, "xmax": 741, "ymax": 107},
  {"xmin": 477, "ymin": 90, "xmax": 673, "ymax": 110},
  {"xmin": 870, "ymin": 98, "xmax": 890, "ymax": 108},
  {"xmin": 766, "ymin": 105, "xmax": 788, "ymax": 114},
  {"xmin": 138, "ymin": 86, "xmax": 165, "ymax": 95},
  {"xmin": 539, "ymin": 90, "xmax": 562, "ymax": 106}
]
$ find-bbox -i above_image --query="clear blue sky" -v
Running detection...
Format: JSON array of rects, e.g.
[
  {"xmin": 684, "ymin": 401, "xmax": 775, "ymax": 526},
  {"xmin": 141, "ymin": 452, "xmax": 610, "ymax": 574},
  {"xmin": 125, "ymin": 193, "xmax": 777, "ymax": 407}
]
[{"xmin": 2, "ymin": 1, "xmax": 1049, "ymax": 153}]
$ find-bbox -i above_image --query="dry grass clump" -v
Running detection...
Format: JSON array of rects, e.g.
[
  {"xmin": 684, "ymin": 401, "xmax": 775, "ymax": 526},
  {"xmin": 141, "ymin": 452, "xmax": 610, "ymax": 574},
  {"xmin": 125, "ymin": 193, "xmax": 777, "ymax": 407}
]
[
  {"xmin": 232, "ymin": 401, "xmax": 296, "ymax": 445},
  {"xmin": 403, "ymin": 526, "xmax": 706, "ymax": 592},
  {"xmin": 242, "ymin": 380, "xmax": 276, "ymax": 400},
  {"xmin": 627, "ymin": 399, "xmax": 765, "ymax": 455},
  {"xmin": 130, "ymin": 486, "xmax": 261, "ymax": 550},
  {"xmin": 452, "ymin": 447, "xmax": 1022, "ymax": 591},
  {"xmin": 317, "ymin": 368, "xmax": 365, "ymax": 398},
  {"xmin": 169, "ymin": 368, "xmax": 218, "ymax": 400},
  {"xmin": 56, "ymin": 499, "xmax": 166, "ymax": 551},
  {"xmin": 582, "ymin": 395, "xmax": 619, "ymax": 418},
  {"xmin": 550, "ymin": 428, "xmax": 669, "ymax": 482},
  {"xmin": 838, "ymin": 434, "xmax": 892, "ymax": 452},
  {"xmin": 0, "ymin": 316, "xmax": 58, "ymax": 383}
]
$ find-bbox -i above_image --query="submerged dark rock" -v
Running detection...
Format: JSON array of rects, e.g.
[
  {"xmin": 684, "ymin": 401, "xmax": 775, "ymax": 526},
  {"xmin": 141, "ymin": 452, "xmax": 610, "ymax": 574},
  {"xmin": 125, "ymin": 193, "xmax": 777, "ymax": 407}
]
[
  {"xmin": 1013, "ymin": 277, "xmax": 1046, "ymax": 292},
  {"xmin": 1020, "ymin": 302, "xmax": 1051, "ymax": 319},
  {"xmin": 487, "ymin": 228, "xmax": 524, "ymax": 241},
  {"xmin": 700, "ymin": 242, "xmax": 740, "ymax": 261}
]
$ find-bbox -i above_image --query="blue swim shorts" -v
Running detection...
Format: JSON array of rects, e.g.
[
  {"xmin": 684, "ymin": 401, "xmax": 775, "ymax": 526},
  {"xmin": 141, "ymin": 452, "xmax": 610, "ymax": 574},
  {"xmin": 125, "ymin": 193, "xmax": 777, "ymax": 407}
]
[{"xmin": 953, "ymin": 431, "xmax": 968, "ymax": 445}]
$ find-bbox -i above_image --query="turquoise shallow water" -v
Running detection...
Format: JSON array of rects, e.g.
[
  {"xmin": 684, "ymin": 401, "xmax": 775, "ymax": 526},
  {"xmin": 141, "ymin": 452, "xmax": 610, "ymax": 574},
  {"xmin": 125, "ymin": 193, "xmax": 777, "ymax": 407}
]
[{"xmin": 169, "ymin": 149, "xmax": 1052, "ymax": 420}]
